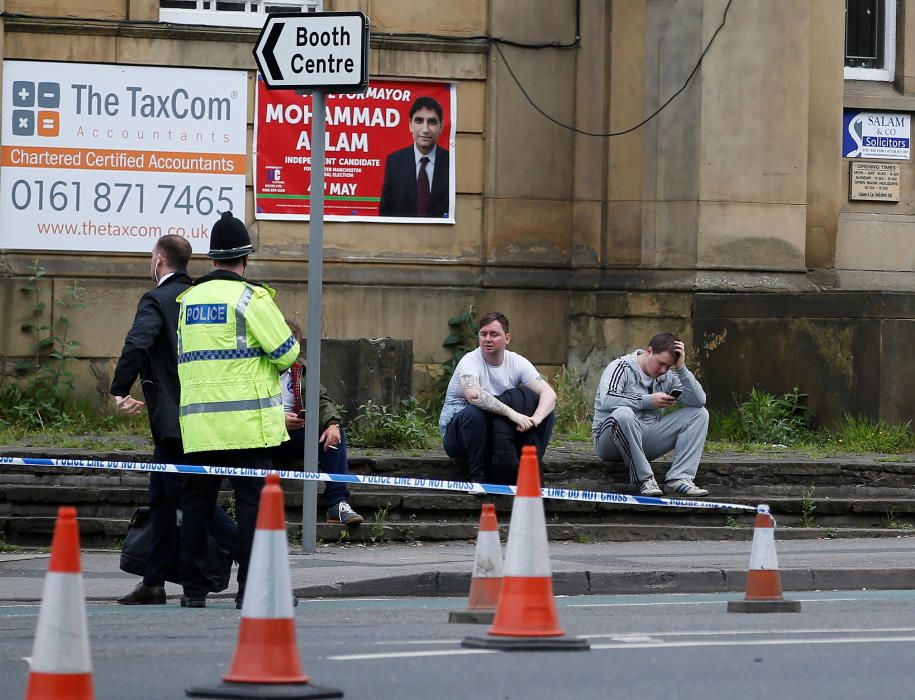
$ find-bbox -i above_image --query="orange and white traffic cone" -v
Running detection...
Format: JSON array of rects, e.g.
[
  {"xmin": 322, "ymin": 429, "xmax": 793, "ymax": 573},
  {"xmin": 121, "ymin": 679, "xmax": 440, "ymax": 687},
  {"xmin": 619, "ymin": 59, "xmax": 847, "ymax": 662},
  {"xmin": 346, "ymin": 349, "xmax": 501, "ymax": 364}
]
[
  {"xmin": 462, "ymin": 446, "xmax": 589, "ymax": 651},
  {"xmin": 728, "ymin": 504, "xmax": 801, "ymax": 613},
  {"xmin": 186, "ymin": 474, "xmax": 342, "ymax": 699},
  {"xmin": 449, "ymin": 503, "xmax": 503, "ymax": 624},
  {"xmin": 25, "ymin": 506, "xmax": 94, "ymax": 700}
]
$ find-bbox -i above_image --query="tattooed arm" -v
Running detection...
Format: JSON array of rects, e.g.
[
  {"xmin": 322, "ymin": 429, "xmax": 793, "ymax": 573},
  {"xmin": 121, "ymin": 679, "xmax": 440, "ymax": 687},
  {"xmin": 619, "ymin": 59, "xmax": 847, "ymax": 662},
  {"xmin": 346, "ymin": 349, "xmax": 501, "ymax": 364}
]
[{"xmin": 459, "ymin": 374, "xmax": 535, "ymax": 431}]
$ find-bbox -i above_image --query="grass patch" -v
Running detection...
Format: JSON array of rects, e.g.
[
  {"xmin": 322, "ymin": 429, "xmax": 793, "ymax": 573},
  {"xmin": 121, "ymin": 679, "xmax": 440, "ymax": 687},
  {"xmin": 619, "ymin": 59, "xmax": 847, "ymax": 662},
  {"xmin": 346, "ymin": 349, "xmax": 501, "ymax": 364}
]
[{"xmin": 825, "ymin": 416, "xmax": 915, "ymax": 453}]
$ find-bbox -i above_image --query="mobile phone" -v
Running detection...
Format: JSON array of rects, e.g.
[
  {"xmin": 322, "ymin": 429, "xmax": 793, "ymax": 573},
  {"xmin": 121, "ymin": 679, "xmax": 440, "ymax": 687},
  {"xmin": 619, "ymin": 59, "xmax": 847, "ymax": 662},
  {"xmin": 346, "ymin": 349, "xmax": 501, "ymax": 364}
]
[
  {"xmin": 297, "ymin": 410, "xmax": 307, "ymax": 419},
  {"xmin": 668, "ymin": 388, "xmax": 683, "ymax": 399}
]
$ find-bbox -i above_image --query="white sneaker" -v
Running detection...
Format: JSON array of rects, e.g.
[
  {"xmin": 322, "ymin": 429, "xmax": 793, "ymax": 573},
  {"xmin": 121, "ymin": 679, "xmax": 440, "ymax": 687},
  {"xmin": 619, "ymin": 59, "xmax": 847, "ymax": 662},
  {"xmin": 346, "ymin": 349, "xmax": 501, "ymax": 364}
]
[
  {"xmin": 637, "ymin": 476, "xmax": 663, "ymax": 497},
  {"xmin": 664, "ymin": 478, "xmax": 709, "ymax": 497}
]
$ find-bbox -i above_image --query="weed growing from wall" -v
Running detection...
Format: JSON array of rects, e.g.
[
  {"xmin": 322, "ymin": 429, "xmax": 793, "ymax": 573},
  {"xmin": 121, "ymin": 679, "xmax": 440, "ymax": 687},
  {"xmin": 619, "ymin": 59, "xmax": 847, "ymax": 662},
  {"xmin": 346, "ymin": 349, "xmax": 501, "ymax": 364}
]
[
  {"xmin": 552, "ymin": 366, "xmax": 592, "ymax": 441},
  {"xmin": 0, "ymin": 261, "xmax": 85, "ymax": 430},
  {"xmin": 422, "ymin": 304, "xmax": 478, "ymax": 413}
]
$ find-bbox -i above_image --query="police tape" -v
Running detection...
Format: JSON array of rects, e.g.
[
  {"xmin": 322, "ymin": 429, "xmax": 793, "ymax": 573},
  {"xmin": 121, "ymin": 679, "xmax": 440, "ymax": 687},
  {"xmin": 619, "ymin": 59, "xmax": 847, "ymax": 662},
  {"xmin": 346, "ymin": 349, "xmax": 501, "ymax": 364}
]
[{"xmin": 1, "ymin": 455, "xmax": 757, "ymax": 512}]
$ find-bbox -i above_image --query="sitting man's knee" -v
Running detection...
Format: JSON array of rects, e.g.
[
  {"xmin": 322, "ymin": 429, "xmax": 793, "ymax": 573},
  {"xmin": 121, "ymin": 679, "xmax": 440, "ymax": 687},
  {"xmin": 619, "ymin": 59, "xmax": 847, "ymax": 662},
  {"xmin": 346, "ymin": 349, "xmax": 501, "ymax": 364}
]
[
  {"xmin": 458, "ymin": 404, "xmax": 488, "ymax": 426},
  {"xmin": 680, "ymin": 405, "xmax": 709, "ymax": 425},
  {"xmin": 611, "ymin": 406, "xmax": 637, "ymax": 425}
]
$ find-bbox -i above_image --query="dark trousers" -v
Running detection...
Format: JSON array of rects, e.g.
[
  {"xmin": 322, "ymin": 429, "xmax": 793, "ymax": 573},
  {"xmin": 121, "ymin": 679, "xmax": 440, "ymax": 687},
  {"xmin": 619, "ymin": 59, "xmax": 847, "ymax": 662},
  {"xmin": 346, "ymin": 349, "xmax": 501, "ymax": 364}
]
[
  {"xmin": 443, "ymin": 386, "xmax": 556, "ymax": 484},
  {"xmin": 179, "ymin": 448, "xmax": 270, "ymax": 600},
  {"xmin": 144, "ymin": 440, "xmax": 238, "ymax": 587},
  {"xmin": 273, "ymin": 428, "xmax": 351, "ymax": 508}
]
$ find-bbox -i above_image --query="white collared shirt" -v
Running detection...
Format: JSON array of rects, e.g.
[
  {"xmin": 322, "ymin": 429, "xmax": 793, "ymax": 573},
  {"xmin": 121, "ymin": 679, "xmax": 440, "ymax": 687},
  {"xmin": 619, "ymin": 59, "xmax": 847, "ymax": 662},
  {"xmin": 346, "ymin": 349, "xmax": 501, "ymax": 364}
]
[{"xmin": 156, "ymin": 271, "xmax": 176, "ymax": 287}]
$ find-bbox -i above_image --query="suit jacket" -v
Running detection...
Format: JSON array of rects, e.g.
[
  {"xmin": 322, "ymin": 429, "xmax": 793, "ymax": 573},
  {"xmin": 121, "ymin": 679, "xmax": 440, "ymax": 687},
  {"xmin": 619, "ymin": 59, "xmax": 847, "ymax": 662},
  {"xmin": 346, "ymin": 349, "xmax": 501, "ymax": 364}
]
[
  {"xmin": 110, "ymin": 272, "xmax": 191, "ymax": 444},
  {"xmin": 378, "ymin": 145, "xmax": 449, "ymax": 218}
]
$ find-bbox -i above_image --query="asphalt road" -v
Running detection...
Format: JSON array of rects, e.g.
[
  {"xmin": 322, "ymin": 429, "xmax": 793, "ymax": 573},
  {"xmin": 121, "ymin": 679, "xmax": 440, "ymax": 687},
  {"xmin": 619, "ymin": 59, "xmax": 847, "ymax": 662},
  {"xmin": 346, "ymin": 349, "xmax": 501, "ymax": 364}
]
[{"xmin": 3, "ymin": 590, "xmax": 915, "ymax": 699}]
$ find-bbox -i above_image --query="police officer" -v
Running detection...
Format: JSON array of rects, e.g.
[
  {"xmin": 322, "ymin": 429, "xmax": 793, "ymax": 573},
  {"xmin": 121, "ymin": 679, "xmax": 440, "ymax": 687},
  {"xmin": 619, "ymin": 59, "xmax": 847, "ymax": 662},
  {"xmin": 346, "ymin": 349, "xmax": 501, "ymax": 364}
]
[{"xmin": 176, "ymin": 211, "xmax": 299, "ymax": 608}]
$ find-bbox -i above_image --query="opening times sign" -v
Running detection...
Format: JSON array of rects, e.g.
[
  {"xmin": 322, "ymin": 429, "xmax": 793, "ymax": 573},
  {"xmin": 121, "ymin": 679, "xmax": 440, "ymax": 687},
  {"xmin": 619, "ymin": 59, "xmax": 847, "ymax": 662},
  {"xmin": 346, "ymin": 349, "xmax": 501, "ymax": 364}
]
[
  {"xmin": 0, "ymin": 61, "xmax": 248, "ymax": 254},
  {"xmin": 253, "ymin": 78, "xmax": 456, "ymax": 223}
]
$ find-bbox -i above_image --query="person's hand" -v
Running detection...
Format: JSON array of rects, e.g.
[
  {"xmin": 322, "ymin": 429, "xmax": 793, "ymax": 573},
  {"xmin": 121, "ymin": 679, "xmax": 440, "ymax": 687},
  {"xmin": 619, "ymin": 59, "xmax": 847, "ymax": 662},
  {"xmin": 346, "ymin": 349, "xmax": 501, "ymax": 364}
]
[
  {"xmin": 319, "ymin": 424, "xmax": 341, "ymax": 451},
  {"xmin": 511, "ymin": 411, "xmax": 535, "ymax": 432},
  {"xmin": 650, "ymin": 392, "xmax": 677, "ymax": 409},
  {"xmin": 114, "ymin": 395, "xmax": 144, "ymax": 415},
  {"xmin": 672, "ymin": 340, "xmax": 687, "ymax": 370},
  {"xmin": 284, "ymin": 412, "xmax": 305, "ymax": 431}
]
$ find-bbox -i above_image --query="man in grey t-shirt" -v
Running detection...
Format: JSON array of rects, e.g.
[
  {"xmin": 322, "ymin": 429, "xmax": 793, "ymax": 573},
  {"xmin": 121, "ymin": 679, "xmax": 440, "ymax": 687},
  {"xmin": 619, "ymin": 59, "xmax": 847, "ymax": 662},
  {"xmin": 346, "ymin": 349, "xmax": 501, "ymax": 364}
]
[{"xmin": 439, "ymin": 311, "xmax": 557, "ymax": 483}]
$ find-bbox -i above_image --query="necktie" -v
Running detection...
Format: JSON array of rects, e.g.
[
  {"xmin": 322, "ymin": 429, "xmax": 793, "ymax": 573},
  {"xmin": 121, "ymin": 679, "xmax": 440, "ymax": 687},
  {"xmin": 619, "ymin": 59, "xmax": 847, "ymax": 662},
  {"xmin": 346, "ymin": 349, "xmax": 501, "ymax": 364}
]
[{"xmin": 416, "ymin": 156, "xmax": 430, "ymax": 216}]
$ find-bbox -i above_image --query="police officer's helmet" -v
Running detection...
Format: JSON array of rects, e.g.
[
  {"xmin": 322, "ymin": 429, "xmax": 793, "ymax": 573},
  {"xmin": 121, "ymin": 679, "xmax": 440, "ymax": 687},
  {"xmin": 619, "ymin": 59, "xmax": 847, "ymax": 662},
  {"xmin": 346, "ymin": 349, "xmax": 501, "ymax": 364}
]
[{"xmin": 208, "ymin": 211, "xmax": 255, "ymax": 260}]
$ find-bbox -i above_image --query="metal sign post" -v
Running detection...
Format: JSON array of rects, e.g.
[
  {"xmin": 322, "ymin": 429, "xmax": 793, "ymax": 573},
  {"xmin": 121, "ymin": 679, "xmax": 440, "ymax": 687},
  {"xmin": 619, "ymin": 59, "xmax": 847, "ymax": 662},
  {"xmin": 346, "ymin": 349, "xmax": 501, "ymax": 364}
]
[{"xmin": 254, "ymin": 4, "xmax": 369, "ymax": 553}]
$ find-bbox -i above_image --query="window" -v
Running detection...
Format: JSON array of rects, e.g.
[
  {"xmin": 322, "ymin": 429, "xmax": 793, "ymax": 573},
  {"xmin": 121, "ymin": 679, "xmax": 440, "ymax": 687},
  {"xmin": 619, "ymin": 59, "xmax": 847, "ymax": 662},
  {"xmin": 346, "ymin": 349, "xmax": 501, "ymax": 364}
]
[
  {"xmin": 160, "ymin": 0, "xmax": 311, "ymax": 29},
  {"xmin": 845, "ymin": 0, "xmax": 896, "ymax": 81}
]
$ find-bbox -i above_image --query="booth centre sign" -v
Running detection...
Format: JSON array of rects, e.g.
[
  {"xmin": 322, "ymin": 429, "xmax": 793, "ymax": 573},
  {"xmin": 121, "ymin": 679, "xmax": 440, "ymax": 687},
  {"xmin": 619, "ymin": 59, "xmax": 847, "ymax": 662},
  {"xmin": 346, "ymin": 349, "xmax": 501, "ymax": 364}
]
[
  {"xmin": 0, "ymin": 61, "xmax": 248, "ymax": 254},
  {"xmin": 253, "ymin": 11, "xmax": 369, "ymax": 92}
]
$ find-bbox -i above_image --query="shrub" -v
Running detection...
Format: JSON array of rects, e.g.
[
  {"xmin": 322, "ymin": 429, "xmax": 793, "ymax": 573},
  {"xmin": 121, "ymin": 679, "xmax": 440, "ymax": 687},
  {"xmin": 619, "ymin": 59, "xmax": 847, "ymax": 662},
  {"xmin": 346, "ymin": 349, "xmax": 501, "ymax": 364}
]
[
  {"xmin": 348, "ymin": 398, "xmax": 437, "ymax": 450},
  {"xmin": 711, "ymin": 387, "xmax": 809, "ymax": 445},
  {"xmin": 552, "ymin": 366, "xmax": 592, "ymax": 441}
]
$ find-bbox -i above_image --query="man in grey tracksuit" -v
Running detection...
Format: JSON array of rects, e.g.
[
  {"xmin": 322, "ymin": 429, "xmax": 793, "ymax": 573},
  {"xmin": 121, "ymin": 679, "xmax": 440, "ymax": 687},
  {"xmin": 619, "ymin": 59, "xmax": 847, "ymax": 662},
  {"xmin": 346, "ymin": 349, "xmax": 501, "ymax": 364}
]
[{"xmin": 592, "ymin": 333, "xmax": 710, "ymax": 497}]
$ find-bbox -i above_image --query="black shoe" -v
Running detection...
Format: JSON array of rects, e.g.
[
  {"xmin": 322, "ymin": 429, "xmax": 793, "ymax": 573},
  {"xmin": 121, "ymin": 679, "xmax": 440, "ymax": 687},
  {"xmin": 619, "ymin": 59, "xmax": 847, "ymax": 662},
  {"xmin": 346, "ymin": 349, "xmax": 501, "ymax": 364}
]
[
  {"xmin": 118, "ymin": 583, "xmax": 166, "ymax": 605},
  {"xmin": 180, "ymin": 595, "xmax": 206, "ymax": 608}
]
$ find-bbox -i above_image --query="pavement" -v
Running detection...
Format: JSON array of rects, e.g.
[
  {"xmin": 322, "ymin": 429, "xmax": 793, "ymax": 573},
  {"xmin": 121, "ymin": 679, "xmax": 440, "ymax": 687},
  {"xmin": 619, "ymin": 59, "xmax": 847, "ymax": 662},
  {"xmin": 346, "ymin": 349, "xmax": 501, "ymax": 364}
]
[{"xmin": 2, "ymin": 537, "xmax": 914, "ymax": 604}]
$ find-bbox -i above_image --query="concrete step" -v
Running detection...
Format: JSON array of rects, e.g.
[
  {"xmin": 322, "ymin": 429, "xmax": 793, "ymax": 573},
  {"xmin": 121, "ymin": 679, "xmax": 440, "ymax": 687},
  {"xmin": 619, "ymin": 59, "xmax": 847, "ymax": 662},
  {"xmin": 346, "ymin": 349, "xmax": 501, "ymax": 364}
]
[
  {"xmin": 1, "ymin": 445, "xmax": 913, "ymax": 546},
  {"xmin": 3, "ymin": 481, "xmax": 915, "ymax": 519},
  {"xmin": 3, "ymin": 486, "xmax": 914, "ymax": 546},
  {"xmin": 3, "ymin": 513, "xmax": 909, "ymax": 549}
]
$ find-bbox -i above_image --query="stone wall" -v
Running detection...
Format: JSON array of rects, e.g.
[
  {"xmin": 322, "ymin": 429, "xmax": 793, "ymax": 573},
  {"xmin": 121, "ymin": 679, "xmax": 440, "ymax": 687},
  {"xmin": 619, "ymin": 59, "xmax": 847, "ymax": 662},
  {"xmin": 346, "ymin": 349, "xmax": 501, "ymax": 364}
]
[
  {"xmin": 0, "ymin": 1, "xmax": 914, "ymax": 427},
  {"xmin": 693, "ymin": 292, "xmax": 915, "ymax": 426}
]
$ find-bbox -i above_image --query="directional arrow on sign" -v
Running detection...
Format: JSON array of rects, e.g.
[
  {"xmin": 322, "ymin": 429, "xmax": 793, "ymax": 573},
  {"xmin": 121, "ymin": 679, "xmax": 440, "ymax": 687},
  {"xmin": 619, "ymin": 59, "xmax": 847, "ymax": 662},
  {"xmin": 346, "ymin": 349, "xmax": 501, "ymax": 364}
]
[
  {"xmin": 260, "ymin": 21, "xmax": 285, "ymax": 84},
  {"xmin": 253, "ymin": 11, "xmax": 369, "ymax": 92}
]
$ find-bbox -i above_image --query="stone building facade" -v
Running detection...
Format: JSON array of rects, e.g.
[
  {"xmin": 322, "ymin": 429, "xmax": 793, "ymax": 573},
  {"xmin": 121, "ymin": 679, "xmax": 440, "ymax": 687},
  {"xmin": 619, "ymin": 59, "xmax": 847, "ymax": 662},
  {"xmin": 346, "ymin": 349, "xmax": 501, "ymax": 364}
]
[{"xmin": 0, "ymin": 0, "xmax": 911, "ymax": 426}]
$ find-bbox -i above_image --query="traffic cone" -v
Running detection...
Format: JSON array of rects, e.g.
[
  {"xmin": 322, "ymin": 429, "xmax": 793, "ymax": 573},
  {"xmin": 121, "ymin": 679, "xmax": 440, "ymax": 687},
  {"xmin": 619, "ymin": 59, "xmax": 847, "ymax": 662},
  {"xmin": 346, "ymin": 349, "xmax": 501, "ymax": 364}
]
[
  {"xmin": 186, "ymin": 474, "xmax": 342, "ymax": 699},
  {"xmin": 728, "ymin": 504, "xmax": 801, "ymax": 613},
  {"xmin": 25, "ymin": 506, "xmax": 94, "ymax": 700},
  {"xmin": 449, "ymin": 503, "xmax": 503, "ymax": 624},
  {"xmin": 462, "ymin": 446, "xmax": 589, "ymax": 651}
]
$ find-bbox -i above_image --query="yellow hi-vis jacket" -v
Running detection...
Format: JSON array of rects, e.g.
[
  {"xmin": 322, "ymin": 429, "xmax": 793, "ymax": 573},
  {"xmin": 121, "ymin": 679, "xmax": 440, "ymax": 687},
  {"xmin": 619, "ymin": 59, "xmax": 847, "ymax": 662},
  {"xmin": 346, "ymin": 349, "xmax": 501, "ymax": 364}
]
[{"xmin": 176, "ymin": 270, "xmax": 299, "ymax": 453}]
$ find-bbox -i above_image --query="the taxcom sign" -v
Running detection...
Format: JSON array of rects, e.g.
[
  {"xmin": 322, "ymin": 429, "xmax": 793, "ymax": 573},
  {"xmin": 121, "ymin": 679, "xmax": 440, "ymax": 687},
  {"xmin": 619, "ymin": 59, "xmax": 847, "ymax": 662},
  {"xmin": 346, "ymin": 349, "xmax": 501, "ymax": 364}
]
[{"xmin": 0, "ymin": 61, "xmax": 248, "ymax": 253}]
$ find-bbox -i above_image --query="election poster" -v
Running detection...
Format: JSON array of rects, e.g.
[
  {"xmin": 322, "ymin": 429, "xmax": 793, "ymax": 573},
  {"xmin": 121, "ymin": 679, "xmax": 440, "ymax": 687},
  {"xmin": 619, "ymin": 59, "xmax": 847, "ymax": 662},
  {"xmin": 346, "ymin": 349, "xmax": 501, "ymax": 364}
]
[
  {"xmin": 0, "ymin": 61, "xmax": 248, "ymax": 254},
  {"xmin": 253, "ymin": 77, "xmax": 456, "ymax": 223}
]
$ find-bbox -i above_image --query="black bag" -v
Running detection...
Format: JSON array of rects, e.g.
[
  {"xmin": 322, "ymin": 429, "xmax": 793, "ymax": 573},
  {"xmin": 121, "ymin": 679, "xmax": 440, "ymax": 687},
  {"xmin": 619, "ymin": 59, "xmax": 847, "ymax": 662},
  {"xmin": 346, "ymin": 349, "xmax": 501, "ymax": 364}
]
[{"xmin": 119, "ymin": 506, "xmax": 233, "ymax": 593}]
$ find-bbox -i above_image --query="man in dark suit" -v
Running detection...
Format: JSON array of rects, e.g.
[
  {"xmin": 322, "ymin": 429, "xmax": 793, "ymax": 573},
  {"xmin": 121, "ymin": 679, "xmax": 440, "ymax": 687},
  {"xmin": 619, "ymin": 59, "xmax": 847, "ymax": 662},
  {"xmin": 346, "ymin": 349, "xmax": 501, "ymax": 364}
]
[
  {"xmin": 111, "ymin": 234, "xmax": 236, "ymax": 604},
  {"xmin": 379, "ymin": 95, "xmax": 450, "ymax": 218}
]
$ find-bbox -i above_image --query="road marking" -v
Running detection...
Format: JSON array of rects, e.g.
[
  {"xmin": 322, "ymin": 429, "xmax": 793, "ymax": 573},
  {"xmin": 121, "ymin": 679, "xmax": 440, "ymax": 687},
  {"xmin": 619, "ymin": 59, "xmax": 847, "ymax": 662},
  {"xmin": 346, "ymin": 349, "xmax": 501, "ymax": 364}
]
[
  {"xmin": 373, "ymin": 639, "xmax": 460, "ymax": 646},
  {"xmin": 569, "ymin": 598, "xmax": 861, "ymax": 608},
  {"xmin": 332, "ymin": 633, "xmax": 915, "ymax": 661},
  {"xmin": 329, "ymin": 649, "xmax": 498, "ymax": 661},
  {"xmin": 336, "ymin": 630, "xmax": 915, "ymax": 661},
  {"xmin": 589, "ymin": 635, "xmax": 915, "ymax": 651},
  {"xmin": 584, "ymin": 626, "xmax": 915, "ymax": 639}
]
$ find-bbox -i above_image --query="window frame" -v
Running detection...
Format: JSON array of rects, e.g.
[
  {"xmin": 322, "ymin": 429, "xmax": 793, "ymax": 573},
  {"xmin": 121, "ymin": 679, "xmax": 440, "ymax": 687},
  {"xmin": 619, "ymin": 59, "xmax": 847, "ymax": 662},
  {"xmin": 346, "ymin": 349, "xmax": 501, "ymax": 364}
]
[
  {"xmin": 159, "ymin": 0, "xmax": 308, "ymax": 29},
  {"xmin": 845, "ymin": 0, "xmax": 897, "ymax": 82}
]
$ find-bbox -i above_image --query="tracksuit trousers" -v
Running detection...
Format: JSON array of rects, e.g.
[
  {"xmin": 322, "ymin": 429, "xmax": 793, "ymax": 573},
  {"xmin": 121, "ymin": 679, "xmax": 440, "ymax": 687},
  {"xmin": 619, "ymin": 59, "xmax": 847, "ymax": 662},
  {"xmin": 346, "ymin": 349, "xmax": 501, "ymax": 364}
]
[{"xmin": 593, "ymin": 406, "xmax": 709, "ymax": 484}]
